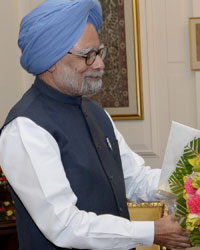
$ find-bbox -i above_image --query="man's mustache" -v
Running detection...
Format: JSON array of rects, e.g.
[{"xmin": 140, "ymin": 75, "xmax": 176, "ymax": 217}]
[{"xmin": 84, "ymin": 70, "xmax": 104, "ymax": 78}]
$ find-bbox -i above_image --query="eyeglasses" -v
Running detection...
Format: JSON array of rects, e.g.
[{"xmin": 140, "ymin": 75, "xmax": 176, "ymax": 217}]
[{"xmin": 68, "ymin": 45, "xmax": 107, "ymax": 66}]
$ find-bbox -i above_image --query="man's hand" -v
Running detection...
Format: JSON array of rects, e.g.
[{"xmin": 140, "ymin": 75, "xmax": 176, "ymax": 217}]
[{"xmin": 154, "ymin": 214, "xmax": 192, "ymax": 249}]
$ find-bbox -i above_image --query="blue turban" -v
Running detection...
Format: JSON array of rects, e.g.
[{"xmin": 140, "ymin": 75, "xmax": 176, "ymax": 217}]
[{"xmin": 18, "ymin": 0, "xmax": 102, "ymax": 75}]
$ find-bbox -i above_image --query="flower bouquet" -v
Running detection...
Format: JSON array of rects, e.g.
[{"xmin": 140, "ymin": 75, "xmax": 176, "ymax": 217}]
[
  {"xmin": 157, "ymin": 121, "xmax": 200, "ymax": 247},
  {"xmin": 168, "ymin": 138, "xmax": 200, "ymax": 246}
]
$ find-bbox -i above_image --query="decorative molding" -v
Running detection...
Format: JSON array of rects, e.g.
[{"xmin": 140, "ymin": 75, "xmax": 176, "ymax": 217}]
[
  {"xmin": 127, "ymin": 201, "xmax": 165, "ymax": 208},
  {"xmin": 138, "ymin": 0, "xmax": 160, "ymax": 157}
]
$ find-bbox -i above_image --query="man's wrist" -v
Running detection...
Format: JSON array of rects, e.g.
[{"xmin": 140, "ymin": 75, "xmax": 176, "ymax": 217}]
[{"xmin": 132, "ymin": 221, "xmax": 154, "ymax": 246}]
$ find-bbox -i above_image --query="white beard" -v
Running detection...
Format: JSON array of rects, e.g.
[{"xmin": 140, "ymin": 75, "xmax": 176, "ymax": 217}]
[{"xmin": 53, "ymin": 63, "xmax": 103, "ymax": 96}]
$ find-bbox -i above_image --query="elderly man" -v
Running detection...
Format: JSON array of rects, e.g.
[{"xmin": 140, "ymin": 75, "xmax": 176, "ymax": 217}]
[{"xmin": 0, "ymin": 0, "xmax": 191, "ymax": 250}]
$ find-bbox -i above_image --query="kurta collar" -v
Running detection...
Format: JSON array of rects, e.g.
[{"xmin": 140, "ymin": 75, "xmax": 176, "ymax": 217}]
[{"xmin": 33, "ymin": 77, "xmax": 82, "ymax": 105}]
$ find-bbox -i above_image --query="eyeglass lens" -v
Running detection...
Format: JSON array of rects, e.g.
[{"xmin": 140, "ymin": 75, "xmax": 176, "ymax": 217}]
[{"xmin": 86, "ymin": 48, "xmax": 107, "ymax": 66}]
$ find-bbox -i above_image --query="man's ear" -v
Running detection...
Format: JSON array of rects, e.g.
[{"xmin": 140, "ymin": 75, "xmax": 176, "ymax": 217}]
[{"xmin": 48, "ymin": 64, "xmax": 56, "ymax": 73}]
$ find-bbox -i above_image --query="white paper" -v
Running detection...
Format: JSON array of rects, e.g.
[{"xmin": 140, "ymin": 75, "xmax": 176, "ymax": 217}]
[{"xmin": 158, "ymin": 121, "xmax": 200, "ymax": 193}]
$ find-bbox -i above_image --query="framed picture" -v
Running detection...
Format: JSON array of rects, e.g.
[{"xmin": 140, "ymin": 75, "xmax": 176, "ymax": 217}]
[
  {"xmin": 91, "ymin": 0, "xmax": 144, "ymax": 120},
  {"xmin": 189, "ymin": 17, "xmax": 200, "ymax": 71}
]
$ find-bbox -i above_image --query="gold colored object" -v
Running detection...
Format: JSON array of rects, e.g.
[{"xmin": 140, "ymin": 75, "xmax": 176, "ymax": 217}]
[
  {"xmin": 112, "ymin": 0, "xmax": 144, "ymax": 120},
  {"xmin": 189, "ymin": 17, "xmax": 200, "ymax": 71},
  {"xmin": 127, "ymin": 202, "xmax": 167, "ymax": 250}
]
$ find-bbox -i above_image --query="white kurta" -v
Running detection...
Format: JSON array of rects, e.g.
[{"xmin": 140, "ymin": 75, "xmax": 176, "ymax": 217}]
[{"xmin": 0, "ymin": 116, "xmax": 161, "ymax": 250}]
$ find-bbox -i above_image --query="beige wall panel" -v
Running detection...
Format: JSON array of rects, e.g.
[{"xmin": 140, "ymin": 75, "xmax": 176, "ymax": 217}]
[
  {"xmin": 168, "ymin": 75, "xmax": 197, "ymax": 125},
  {"xmin": 193, "ymin": 0, "xmax": 200, "ymax": 130},
  {"xmin": 0, "ymin": 1, "xmax": 23, "ymax": 126},
  {"xmin": 166, "ymin": 0, "xmax": 190, "ymax": 62}
]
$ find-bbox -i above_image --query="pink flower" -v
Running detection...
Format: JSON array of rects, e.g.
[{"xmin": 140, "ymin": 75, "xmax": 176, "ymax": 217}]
[
  {"xmin": 185, "ymin": 177, "xmax": 196, "ymax": 195},
  {"xmin": 198, "ymin": 221, "xmax": 200, "ymax": 231},
  {"xmin": 187, "ymin": 194, "xmax": 200, "ymax": 215}
]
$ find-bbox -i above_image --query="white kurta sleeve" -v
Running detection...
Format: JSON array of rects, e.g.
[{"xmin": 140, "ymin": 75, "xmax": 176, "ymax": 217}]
[
  {"xmin": 0, "ymin": 117, "xmax": 155, "ymax": 250},
  {"xmin": 105, "ymin": 111, "xmax": 161, "ymax": 203}
]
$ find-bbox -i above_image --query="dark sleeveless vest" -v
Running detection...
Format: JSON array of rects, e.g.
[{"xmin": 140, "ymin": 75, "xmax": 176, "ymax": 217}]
[{"xmin": 1, "ymin": 77, "xmax": 130, "ymax": 250}]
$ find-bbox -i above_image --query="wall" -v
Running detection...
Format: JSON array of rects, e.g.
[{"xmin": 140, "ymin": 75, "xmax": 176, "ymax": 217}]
[
  {"xmin": 0, "ymin": 1, "xmax": 22, "ymax": 126},
  {"xmin": 0, "ymin": 0, "xmax": 43, "ymax": 126},
  {"xmin": 115, "ymin": 0, "xmax": 200, "ymax": 169},
  {"xmin": 0, "ymin": 0, "xmax": 199, "ymax": 170}
]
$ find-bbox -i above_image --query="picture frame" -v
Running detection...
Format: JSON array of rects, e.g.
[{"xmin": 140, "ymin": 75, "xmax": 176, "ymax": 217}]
[
  {"xmin": 92, "ymin": 0, "xmax": 144, "ymax": 120},
  {"xmin": 127, "ymin": 202, "xmax": 168, "ymax": 250},
  {"xmin": 189, "ymin": 17, "xmax": 200, "ymax": 71}
]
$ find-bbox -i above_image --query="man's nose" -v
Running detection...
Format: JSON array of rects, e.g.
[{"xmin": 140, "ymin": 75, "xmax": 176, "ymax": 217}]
[{"xmin": 91, "ymin": 55, "xmax": 105, "ymax": 70}]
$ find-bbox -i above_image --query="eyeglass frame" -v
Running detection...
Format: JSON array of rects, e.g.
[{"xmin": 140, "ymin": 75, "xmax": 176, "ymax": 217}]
[{"xmin": 67, "ymin": 44, "xmax": 107, "ymax": 66}]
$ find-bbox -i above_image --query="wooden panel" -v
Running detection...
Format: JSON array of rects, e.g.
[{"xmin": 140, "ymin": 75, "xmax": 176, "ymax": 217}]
[{"xmin": 0, "ymin": 221, "xmax": 18, "ymax": 250}]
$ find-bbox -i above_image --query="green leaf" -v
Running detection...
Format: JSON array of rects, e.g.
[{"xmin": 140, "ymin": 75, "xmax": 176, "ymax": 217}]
[
  {"xmin": 197, "ymin": 138, "xmax": 200, "ymax": 153},
  {"xmin": 179, "ymin": 217, "xmax": 186, "ymax": 229},
  {"xmin": 183, "ymin": 152, "xmax": 195, "ymax": 159},
  {"xmin": 190, "ymin": 230, "xmax": 200, "ymax": 246},
  {"xmin": 194, "ymin": 138, "xmax": 197, "ymax": 151}
]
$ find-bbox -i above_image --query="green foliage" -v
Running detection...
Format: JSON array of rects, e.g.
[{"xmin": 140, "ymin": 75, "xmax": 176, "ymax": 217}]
[
  {"xmin": 190, "ymin": 229, "xmax": 200, "ymax": 246},
  {"xmin": 168, "ymin": 138, "xmax": 200, "ymax": 226}
]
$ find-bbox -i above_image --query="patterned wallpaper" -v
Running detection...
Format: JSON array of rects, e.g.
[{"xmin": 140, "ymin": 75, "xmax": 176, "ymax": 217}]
[{"xmin": 91, "ymin": 0, "xmax": 129, "ymax": 108}]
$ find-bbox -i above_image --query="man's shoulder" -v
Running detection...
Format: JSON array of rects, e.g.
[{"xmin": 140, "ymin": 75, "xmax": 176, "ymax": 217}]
[{"xmin": 2, "ymin": 85, "xmax": 40, "ymax": 129}]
